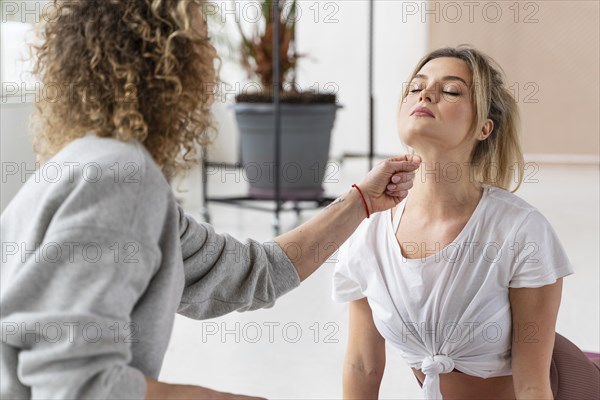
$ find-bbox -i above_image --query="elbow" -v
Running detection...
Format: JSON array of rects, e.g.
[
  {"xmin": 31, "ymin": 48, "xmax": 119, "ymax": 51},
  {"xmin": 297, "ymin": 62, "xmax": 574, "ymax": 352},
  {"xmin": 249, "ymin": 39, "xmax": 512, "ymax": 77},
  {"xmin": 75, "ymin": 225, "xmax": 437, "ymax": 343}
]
[
  {"xmin": 344, "ymin": 359, "xmax": 385, "ymax": 380},
  {"xmin": 514, "ymin": 383, "xmax": 554, "ymax": 400},
  {"xmin": 342, "ymin": 359, "xmax": 384, "ymax": 399},
  {"xmin": 515, "ymin": 388, "xmax": 554, "ymax": 400}
]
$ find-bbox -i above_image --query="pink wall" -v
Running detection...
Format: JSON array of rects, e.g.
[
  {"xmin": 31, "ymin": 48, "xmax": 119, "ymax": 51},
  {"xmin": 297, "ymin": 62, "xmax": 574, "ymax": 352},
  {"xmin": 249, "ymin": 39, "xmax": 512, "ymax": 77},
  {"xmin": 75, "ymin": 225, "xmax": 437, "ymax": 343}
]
[{"xmin": 427, "ymin": 1, "xmax": 599, "ymax": 159}]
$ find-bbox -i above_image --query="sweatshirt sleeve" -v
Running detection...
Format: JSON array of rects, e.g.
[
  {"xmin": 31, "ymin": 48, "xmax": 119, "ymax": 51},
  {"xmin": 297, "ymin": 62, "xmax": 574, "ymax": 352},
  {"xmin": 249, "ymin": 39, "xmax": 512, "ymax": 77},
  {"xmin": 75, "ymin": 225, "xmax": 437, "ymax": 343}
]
[
  {"xmin": 176, "ymin": 205, "xmax": 301, "ymax": 319},
  {"xmin": 0, "ymin": 226, "xmax": 158, "ymax": 399}
]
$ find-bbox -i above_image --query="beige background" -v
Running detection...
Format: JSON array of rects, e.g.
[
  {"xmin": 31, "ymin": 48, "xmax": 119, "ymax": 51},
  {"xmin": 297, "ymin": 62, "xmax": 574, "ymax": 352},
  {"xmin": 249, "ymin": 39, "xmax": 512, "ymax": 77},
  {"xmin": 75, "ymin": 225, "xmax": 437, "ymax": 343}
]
[{"xmin": 428, "ymin": 0, "xmax": 599, "ymax": 158}]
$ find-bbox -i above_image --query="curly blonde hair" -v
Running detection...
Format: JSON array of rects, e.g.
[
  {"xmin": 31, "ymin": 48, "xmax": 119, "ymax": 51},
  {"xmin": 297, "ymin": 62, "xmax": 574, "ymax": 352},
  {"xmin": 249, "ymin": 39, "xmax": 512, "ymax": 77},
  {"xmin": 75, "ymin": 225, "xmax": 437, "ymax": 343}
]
[
  {"xmin": 32, "ymin": 0, "xmax": 218, "ymax": 178},
  {"xmin": 401, "ymin": 45, "xmax": 525, "ymax": 192}
]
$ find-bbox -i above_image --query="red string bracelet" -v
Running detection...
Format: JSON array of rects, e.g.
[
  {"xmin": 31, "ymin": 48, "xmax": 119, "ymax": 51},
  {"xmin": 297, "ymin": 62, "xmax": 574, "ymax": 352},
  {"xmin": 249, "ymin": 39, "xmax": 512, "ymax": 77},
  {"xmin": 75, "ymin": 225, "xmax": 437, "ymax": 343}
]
[{"xmin": 352, "ymin": 184, "xmax": 370, "ymax": 218}]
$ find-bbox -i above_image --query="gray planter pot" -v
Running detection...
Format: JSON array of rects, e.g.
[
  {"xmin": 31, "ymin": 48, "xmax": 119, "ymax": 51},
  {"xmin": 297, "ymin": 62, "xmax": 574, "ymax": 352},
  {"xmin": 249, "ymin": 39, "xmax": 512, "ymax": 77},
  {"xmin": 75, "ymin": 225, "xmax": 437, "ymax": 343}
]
[{"xmin": 233, "ymin": 103, "xmax": 341, "ymax": 200}]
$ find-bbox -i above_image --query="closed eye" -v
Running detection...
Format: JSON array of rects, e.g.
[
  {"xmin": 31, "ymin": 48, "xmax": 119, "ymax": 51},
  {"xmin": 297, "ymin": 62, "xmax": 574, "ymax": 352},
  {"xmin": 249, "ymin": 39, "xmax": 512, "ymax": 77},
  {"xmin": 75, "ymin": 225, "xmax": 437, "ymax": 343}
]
[{"xmin": 409, "ymin": 89, "xmax": 460, "ymax": 96}]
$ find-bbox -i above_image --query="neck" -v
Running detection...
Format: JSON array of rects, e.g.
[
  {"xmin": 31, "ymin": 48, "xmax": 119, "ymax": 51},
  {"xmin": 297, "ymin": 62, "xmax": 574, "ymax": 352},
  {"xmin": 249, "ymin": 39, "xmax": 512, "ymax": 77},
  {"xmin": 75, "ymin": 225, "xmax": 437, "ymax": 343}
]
[{"xmin": 406, "ymin": 156, "xmax": 483, "ymax": 220}]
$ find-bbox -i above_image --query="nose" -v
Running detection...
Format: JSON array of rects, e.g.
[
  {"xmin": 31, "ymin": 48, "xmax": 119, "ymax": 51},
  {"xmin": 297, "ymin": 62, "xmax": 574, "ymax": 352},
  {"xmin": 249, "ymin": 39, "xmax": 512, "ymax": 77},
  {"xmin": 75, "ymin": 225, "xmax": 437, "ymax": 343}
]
[{"xmin": 419, "ymin": 83, "xmax": 440, "ymax": 103}]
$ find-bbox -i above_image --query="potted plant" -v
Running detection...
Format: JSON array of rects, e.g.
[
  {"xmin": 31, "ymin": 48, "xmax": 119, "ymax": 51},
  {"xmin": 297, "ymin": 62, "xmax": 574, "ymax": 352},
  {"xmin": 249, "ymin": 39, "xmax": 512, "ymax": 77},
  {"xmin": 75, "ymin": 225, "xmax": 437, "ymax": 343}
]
[{"xmin": 232, "ymin": 0, "xmax": 341, "ymax": 200}]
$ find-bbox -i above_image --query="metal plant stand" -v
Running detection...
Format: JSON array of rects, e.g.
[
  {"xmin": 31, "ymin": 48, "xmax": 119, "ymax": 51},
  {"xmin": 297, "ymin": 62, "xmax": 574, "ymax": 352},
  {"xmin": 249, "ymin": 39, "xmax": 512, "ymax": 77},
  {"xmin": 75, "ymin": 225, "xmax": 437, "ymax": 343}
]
[
  {"xmin": 200, "ymin": 1, "xmax": 377, "ymax": 235},
  {"xmin": 200, "ymin": 159, "xmax": 337, "ymax": 235},
  {"xmin": 201, "ymin": 1, "xmax": 338, "ymax": 235}
]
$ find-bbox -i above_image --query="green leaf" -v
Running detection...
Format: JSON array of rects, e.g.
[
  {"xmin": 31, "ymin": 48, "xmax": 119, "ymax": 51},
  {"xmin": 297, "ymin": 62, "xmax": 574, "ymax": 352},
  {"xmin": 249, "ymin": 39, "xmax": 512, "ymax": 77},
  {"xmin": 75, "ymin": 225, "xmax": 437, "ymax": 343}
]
[
  {"xmin": 285, "ymin": 0, "xmax": 298, "ymax": 27},
  {"xmin": 262, "ymin": 0, "xmax": 273, "ymax": 24}
]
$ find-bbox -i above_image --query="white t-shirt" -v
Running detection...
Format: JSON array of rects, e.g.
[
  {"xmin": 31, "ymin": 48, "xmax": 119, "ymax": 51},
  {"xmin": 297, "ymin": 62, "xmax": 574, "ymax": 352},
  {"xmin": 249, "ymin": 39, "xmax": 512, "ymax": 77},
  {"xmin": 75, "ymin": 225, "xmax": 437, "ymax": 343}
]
[{"xmin": 332, "ymin": 184, "xmax": 574, "ymax": 400}]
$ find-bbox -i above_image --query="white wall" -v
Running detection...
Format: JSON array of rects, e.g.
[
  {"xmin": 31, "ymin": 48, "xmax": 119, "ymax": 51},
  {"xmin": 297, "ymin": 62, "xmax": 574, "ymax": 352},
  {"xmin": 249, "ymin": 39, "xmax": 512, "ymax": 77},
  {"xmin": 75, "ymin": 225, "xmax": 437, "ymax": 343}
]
[
  {"xmin": 297, "ymin": 0, "xmax": 428, "ymax": 159},
  {"xmin": 0, "ymin": 101, "xmax": 36, "ymax": 211},
  {"xmin": 1, "ymin": 20, "xmax": 37, "ymax": 212}
]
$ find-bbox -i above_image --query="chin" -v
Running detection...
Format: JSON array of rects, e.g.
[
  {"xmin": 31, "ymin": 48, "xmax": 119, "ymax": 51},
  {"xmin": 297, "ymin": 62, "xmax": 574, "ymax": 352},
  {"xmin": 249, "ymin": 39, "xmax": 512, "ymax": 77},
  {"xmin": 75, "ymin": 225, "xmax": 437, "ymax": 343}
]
[
  {"xmin": 399, "ymin": 130, "xmax": 445, "ymax": 156},
  {"xmin": 398, "ymin": 128, "xmax": 426, "ymax": 147}
]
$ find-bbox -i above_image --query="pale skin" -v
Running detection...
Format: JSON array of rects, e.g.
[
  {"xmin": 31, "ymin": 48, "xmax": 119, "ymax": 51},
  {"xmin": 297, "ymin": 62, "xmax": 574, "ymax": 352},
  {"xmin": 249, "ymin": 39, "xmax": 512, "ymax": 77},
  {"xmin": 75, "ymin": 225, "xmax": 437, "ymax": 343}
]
[
  {"xmin": 144, "ymin": 5, "xmax": 422, "ymax": 400},
  {"xmin": 343, "ymin": 57, "xmax": 561, "ymax": 399}
]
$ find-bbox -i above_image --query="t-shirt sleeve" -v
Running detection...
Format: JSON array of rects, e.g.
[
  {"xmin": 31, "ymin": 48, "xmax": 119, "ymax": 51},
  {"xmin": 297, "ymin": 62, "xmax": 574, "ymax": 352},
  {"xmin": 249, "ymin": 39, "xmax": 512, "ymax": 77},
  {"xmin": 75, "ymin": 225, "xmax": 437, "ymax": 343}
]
[
  {"xmin": 331, "ymin": 239, "xmax": 366, "ymax": 302},
  {"xmin": 508, "ymin": 210, "xmax": 575, "ymax": 288}
]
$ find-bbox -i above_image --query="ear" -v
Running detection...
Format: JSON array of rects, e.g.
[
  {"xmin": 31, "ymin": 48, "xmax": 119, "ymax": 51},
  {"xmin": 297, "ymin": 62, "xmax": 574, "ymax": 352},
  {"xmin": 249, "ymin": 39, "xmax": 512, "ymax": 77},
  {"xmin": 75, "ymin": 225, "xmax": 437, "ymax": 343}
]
[{"xmin": 477, "ymin": 119, "xmax": 494, "ymax": 141}]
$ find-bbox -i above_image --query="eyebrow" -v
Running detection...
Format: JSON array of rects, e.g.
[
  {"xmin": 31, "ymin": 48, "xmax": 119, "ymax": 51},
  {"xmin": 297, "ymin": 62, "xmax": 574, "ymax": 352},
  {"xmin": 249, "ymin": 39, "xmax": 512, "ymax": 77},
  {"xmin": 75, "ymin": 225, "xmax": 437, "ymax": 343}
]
[{"xmin": 412, "ymin": 74, "xmax": 469, "ymax": 86}]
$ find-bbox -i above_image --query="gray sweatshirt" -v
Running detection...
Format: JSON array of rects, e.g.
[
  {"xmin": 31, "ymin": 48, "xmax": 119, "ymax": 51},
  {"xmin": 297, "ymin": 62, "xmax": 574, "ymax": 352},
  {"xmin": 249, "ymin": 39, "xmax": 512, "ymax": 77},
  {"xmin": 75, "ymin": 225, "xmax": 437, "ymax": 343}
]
[{"xmin": 0, "ymin": 134, "xmax": 301, "ymax": 399}]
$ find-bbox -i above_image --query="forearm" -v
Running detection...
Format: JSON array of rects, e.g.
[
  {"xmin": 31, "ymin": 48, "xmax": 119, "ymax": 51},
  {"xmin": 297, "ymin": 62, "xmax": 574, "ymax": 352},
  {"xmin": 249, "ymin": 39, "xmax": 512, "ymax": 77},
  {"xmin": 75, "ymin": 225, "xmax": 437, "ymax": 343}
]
[
  {"xmin": 144, "ymin": 376, "xmax": 259, "ymax": 400},
  {"xmin": 145, "ymin": 376, "xmax": 217, "ymax": 399},
  {"xmin": 274, "ymin": 187, "xmax": 366, "ymax": 281}
]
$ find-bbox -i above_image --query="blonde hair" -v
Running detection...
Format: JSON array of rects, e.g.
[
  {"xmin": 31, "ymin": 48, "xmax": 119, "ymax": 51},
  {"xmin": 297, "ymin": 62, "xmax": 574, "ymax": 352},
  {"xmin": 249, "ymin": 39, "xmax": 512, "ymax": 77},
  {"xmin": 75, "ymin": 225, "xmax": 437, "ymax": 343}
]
[
  {"xmin": 31, "ymin": 0, "xmax": 218, "ymax": 178},
  {"xmin": 401, "ymin": 45, "xmax": 525, "ymax": 192}
]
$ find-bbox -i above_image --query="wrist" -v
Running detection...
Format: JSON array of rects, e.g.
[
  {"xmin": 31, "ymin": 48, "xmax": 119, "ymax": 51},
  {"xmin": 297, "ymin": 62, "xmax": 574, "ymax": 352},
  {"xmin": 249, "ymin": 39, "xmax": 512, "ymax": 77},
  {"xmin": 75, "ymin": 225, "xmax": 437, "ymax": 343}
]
[
  {"xmin": 351, "ymin": 184, "xmax": 371, "ymax": 218},
  {"xmin": 348, "ymin": 185, "xmax": 370, "ymax": 219}
]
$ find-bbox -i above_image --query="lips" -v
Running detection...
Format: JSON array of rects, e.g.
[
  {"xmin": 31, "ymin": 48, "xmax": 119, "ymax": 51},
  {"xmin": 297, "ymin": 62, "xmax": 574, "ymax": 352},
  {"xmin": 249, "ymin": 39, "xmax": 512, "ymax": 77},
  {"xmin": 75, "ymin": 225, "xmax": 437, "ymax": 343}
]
[{"xmin": 411, "ymin": 107, "xmax": 434, "ymax": 118}]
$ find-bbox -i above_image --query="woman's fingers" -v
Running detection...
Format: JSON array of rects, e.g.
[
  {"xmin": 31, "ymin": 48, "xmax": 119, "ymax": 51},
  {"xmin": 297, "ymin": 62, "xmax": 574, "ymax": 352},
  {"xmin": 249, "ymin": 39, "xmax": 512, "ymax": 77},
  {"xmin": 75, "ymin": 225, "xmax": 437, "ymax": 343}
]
[
  {"xmin": 386, "ymin": 189, "xmax": 409, "ymax": 197},
  {"xmin": 385, "ymin": 154, "xmax": 422, "ymax": 164},
  {"xmin": 391, "ymin": 172, "xmax": 416, "ymax": 184},
  {"xmin": 409, "ymin": 154, "xmax": 422, "ymax": 164},
  {"xmin": 357, "ymin": 153, "xmax": 421, "ymax": 213},
  {"xmin": 387, "ymin": 174, "xmax": 415, "ymax": 191},
  {"xmin": 387, "ymin": 179, "xmax": 414, "ymax": 191},
  {"xmin": 386, "ymin": 175, "xmax": 414, "ymax": 198}
]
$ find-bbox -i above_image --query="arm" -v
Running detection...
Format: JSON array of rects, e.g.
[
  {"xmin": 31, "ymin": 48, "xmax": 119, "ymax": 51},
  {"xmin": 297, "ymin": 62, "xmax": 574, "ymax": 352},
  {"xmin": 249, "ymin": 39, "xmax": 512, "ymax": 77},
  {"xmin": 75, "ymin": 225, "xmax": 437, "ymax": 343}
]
[
  {"xmin": 343, "ymin": 298, "xmax": 386, "ymax": 399},
  {"xmin": 276, "ymin": 157, "xmax": 420, "ymax": 281},
  {"xmin": 178, "ymin": 157, "xmax": 420, "ymax": 319},
  {"xmin": 509, "ymin": 278, "xmax": 563, "ymax": 400},
  {"xmin": 275, "ymin": 187, "xmax": 366, "ymax": 281},
  {"xmin": 144, "ymin": 376, "xmax": 264, "ymax": 400}
]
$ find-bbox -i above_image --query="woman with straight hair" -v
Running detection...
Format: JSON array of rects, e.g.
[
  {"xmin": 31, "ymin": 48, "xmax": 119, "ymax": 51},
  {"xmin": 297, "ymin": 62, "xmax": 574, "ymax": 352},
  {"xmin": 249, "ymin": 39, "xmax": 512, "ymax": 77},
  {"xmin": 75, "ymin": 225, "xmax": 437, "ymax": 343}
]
[
  {"xmin": 0, "ymin": 0, "xmax": 421, "ymax": 398},
  {"xmin": 333, "ymin": 46, "xmax": 600, "ymax": 399}
]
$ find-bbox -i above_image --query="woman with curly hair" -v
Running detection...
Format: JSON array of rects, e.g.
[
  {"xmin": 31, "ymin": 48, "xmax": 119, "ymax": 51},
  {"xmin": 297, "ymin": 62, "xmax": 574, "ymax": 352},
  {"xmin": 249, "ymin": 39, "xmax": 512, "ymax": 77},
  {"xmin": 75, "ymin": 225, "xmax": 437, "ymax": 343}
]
[
  {"xmin": 333, "ymin": 46, "xmax": 600, "ymax": 399},
  {"xmin": 0, "ymin": 0, "xmax": 421, "ymax": 399}
]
